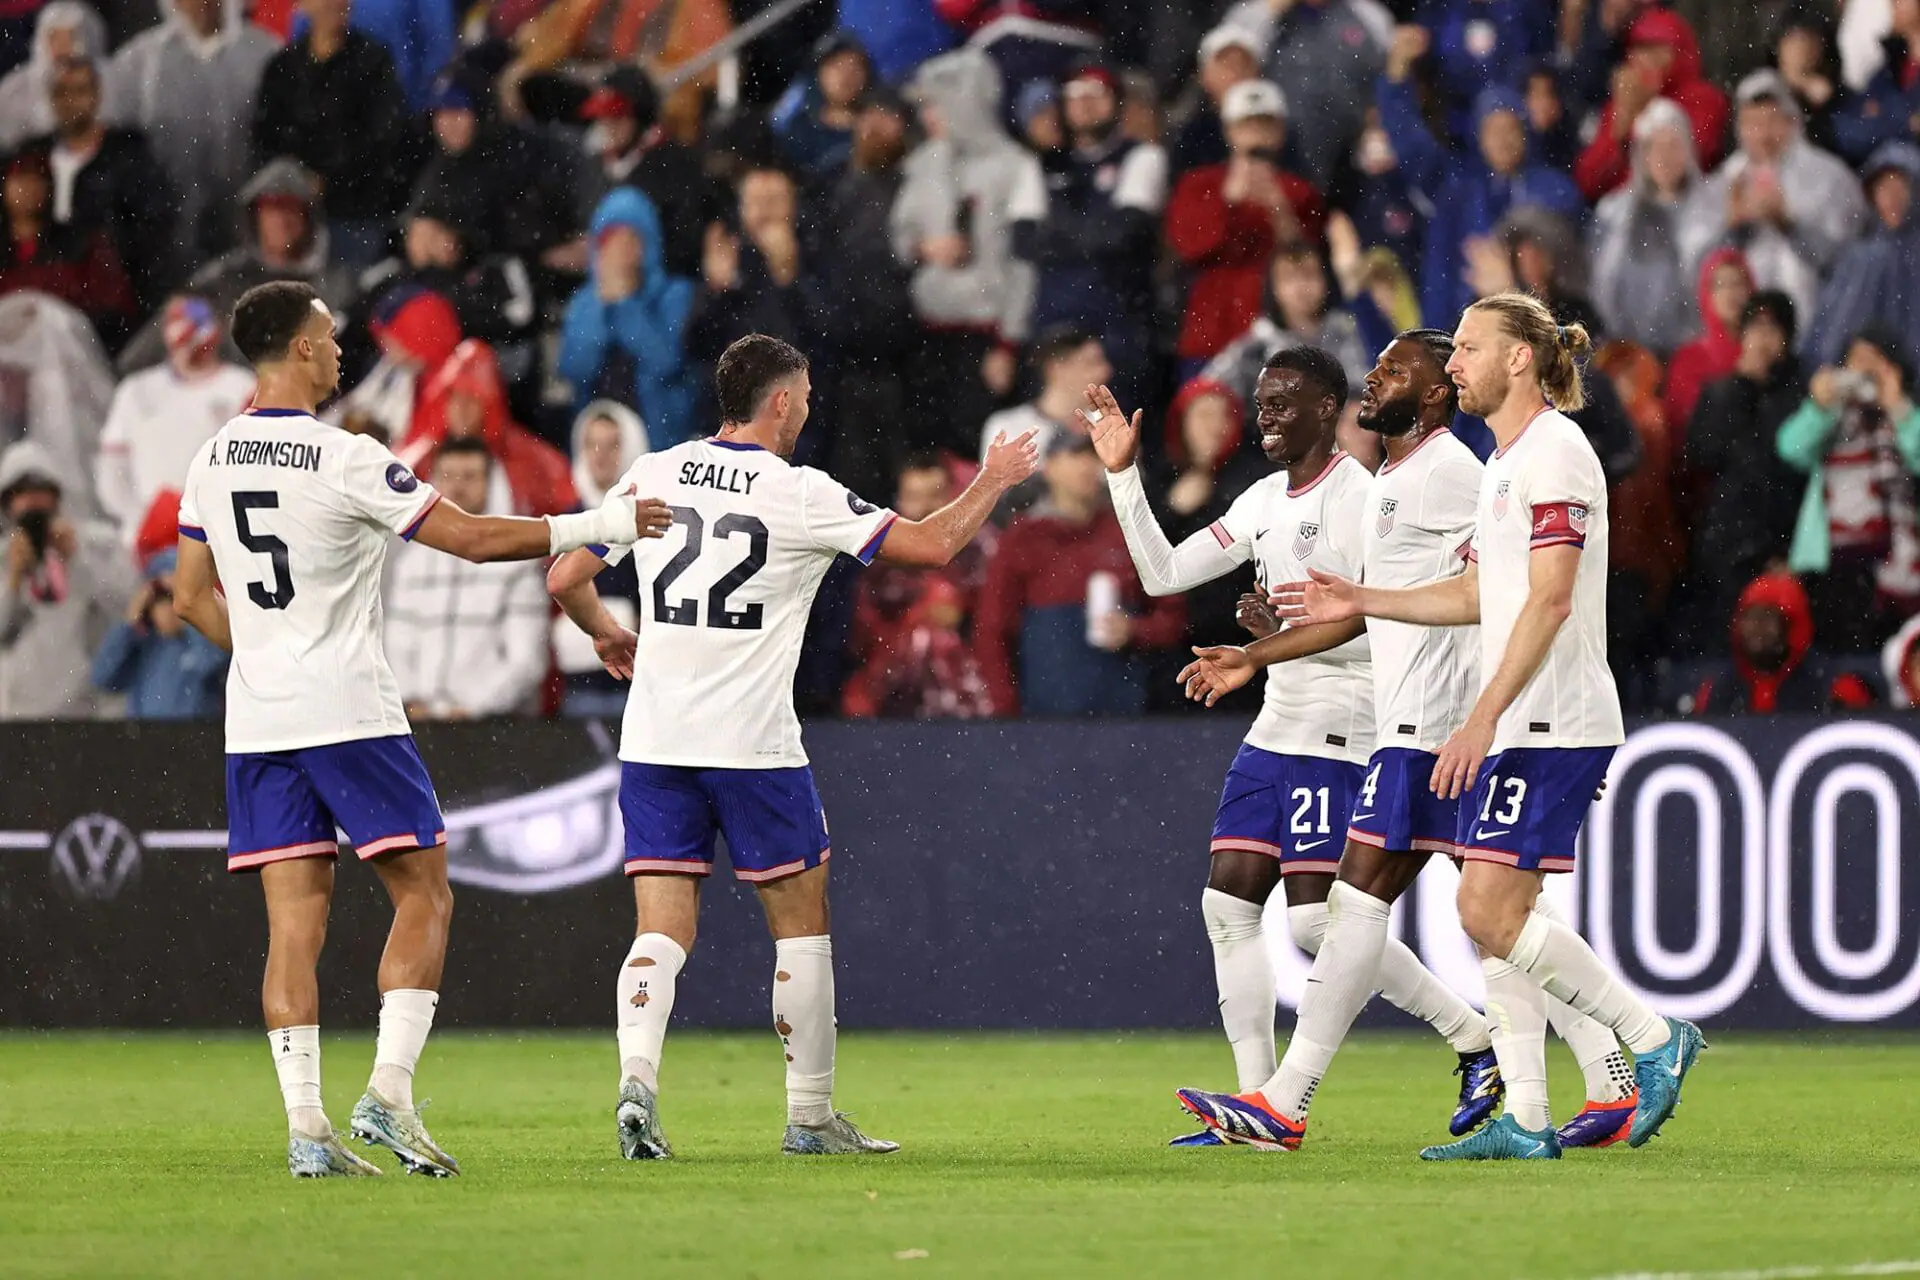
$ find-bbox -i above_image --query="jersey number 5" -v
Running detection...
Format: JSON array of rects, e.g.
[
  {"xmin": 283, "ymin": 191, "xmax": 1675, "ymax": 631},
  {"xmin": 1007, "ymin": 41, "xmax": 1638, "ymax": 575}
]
[
  {"xmin": 232, "ymin": 491, "xmax": 295, "ymax": 610},
  {"xmin": 652, "ymin": 506, "xmax": 768, "ymax": 630}
]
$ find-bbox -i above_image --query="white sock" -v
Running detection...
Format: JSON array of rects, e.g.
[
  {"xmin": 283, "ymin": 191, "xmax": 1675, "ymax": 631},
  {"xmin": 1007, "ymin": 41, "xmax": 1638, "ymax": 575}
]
[
  {"xmin": 1262, "ymin": 882, "xmax": 1390, "ymax": 1120},
  {"xmin": 617, "ymin": 933, "xmax": 686, "ymax": 1091},
  {"xmin": 1285, "ymin": 900, "xmax": 1328, "ymax": 954},
  {"xmin": 1204, "ymin": 888, "xmax": 1278, "ymax": 1091},
  {"xmin": 1376, "ymin": 938, "xmax": 1492, "ymax": 1055},
  {"xmin": 774, "ymin": 935, "xmax": 836, "ymax": 1127},
  {"xmin": 270, "ymin": 1025, "xmax": 328, "ymax": 1139},
  {"xmin": 1481, "ymin": 956, "xmax": 1551, "ymax": 1132},
  {"xmin": 369, "ymin": 989, "xmax": 437, "ymax": 1110},
  {"xmin": 1507, "ymin": 913, "xmax": 1670, "ymax": 1054},
  {"xmin": 1529, "ymin": 897, "xmax": 1634, "ymax": 1102}
]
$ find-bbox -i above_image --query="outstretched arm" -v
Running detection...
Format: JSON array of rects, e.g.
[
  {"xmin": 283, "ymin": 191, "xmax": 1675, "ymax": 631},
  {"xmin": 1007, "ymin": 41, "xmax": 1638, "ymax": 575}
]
[
  {"xmin": 1429, "ymin": 545, "xmax": 1577, "ymax": 799},
  {"xmin": 412, "ymin": 491, "xmax": 672, "ymax": 564},
  {"xmin": 1177, "ymin": 616, "xmax": 1368, "ymax": 706},
  {"xmin": 877, "ymin": 430, "xmax": 1040, "ymax": 567},
  {"xmin": 1272, "ymin": 562, "xmax": 1480, "ymax": 628},
  {"xmin": 1088, "ymin": 384, "xmax": 1250, "ymax": 594}
]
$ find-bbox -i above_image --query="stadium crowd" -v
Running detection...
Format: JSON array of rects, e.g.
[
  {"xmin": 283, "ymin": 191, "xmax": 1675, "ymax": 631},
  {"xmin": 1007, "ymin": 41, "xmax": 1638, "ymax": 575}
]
[{"xmin": 6, "ymin": 0, "xmax": 1920, "ymax": 723}]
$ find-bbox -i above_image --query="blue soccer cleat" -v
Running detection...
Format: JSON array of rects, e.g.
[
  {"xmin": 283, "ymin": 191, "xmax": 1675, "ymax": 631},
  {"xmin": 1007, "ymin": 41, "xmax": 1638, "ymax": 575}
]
[
  {"xmin": 350, "ymin": 1092, "xmax": 459, "ymax": 1177},
  {"xmin": 1168, "ymin": 1129, "xmax": 1230, "ymax": 1148},
  {"xmin": 1557, "ymin": 1095, "xmax": 1636, "ymax": 1149},
  {"xmin": 1450, "ymin": 1048, "xmax": 1504, "ymax": 1135},
  {"xmin": 1628, "ymin": 1017, "xmax": 1706, "ymax": 1148},
  {"xmin": 1419, "ymin": 1113, "xmax": 1561, "ymax": 1161},
  {"xmin": 1175, "ymin": 1088, "xmax": 1305, "ymax": 1152}
]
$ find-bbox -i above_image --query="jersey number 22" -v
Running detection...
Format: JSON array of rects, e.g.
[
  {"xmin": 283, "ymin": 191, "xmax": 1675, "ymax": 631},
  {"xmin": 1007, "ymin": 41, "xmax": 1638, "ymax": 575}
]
[{"xmin": 653, "ymin": 507, "xmax": 768, "ymax": 630}]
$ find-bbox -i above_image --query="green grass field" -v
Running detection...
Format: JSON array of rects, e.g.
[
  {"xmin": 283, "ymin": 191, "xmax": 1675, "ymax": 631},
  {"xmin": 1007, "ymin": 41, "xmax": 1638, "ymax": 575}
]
[{"xmin": 3, "ymin": 1031, "xmax": 1918, "ymax": 1280}]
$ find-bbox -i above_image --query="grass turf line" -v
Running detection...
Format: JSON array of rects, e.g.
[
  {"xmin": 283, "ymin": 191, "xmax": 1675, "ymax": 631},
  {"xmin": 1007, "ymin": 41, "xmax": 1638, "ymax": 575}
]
[{"xmin": 1, "ymin": 1031, "xmax": 1916, "ymax": 1279}]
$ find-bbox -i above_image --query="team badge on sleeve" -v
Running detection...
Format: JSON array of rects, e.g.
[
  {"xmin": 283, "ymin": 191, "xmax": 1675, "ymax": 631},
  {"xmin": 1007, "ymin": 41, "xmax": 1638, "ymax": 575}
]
[
  {"xmin": 1529, "ymin": 502, "xmax": 1589, "ymax": 549},
  {"xmin": 1292, "ymin": 521, "xmax": 1320, "ymax": 561},
  {"xmin": 1376, "ymin": 498, "xmax": 1397, "ymax": 537},
  {"xmin": 847, "ymin": 492, "xmax": 878, "ymax": 516},
  {"xmin": 385, "ymin": 463, "xmax": 420, "ymax": 494}
]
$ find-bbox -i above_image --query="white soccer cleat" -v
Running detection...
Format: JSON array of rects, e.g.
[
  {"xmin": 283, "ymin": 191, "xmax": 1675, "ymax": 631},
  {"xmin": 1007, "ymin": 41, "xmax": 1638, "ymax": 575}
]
[
  {"xmin": 781, "ymin": 1112, "xmax": 899, "ymax": 1156},
  {"xmin": 617, "ymin": 1079, "xmax": 673, "ymax": 1160},
  {"xmin": 288, "ymin": 1131, "xmax": 384, "ymax": 1178},
  {"xmin": 349, "ymin": 1092, "xmax": 460, "ymax": 1176}
]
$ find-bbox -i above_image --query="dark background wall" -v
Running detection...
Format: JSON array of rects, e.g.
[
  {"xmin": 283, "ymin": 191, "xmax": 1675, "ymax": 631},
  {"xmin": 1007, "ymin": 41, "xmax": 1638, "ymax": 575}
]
[{"xmin": 4, "ymin": 716, "xmax": 1917, "ymax": 1029}]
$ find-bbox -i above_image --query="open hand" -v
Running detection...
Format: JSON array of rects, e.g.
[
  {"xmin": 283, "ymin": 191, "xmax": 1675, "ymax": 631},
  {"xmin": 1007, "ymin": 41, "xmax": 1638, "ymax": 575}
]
[
  {"xmin": 1269, "ymin": 568, "xmax": 1363, "ymax": 624},
  {"xmin": 1178, "ymin": 644, "xmax": 1256, "ymax": 707},
  {"xmin": 982, "ymin": 427, "xmax": 1041, "ymax": 490},
  {"xmin": 594, "ymin": 626, "xmax": 639, "ymax": 680},
  {"xmin": 1236, "ymin": 592, "xmax": 1280, "ymax": 638},
  {"xmin": 1430, "ymin": 715, "xmax": 1495, "ymax": 800},
  {"xmin": 1083, "ymin": 384, "xmax": 1142, "ymax": 473}
]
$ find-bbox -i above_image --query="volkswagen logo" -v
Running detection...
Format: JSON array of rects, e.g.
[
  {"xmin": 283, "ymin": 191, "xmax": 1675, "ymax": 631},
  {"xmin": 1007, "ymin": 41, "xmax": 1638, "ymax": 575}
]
[{"xmin": 50, "ymin": 814, "xmax": 141, "ymax": 901}]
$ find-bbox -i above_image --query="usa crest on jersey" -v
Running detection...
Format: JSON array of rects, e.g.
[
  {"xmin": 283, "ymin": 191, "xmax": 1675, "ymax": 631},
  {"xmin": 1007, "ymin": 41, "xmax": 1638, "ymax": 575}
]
[
  {"xmin": 1491, "ymin": 479, "xmax": 1511, "ymax": 520},
  {"xmin": 1375, "ymin": 498, "xmax": 1397, "ymax": 537},
  {"xmin": 1293, "ymin": 521, "xmax": 1320, "ymax": 560}
]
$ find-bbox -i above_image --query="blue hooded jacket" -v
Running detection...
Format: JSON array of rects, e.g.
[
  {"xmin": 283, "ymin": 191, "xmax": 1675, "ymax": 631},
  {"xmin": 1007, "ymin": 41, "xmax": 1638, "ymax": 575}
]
[
  {"xmin": 1379, "ymin": 78, "xmax": 1584, "ymax": 325},
  {"xmin": 1802, "ymin": 141, "xmax": 1920, "ymax": 370},
  {"xmin": 558, "ymin": 188, "xmax": 697, "ymax": 448}
]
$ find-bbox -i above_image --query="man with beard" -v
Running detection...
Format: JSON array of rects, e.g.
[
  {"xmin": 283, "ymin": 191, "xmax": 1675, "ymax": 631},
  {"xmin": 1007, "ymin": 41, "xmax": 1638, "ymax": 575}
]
[
  {"xmin": 1086, "ymin": 347, "xmax": 1495, "ymax": 1148},
  {"xmin": 1193, "ymin": 294, "xmax": 1704, "ymax": 1161},
  {"xmin": 1010, "ymin": 63, "xmax": 1166, "ymax": 409},
  {"xmin": 1177, "ymin": 329, "xmax": 1643, "ymax": 1154}
]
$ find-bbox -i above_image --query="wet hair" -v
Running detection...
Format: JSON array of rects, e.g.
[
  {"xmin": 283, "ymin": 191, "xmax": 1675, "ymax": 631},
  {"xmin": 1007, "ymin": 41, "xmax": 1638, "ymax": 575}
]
[
  {"xmin": 714, "ymin": 333, "xmax": 809, "ymax": 424},
  {"xmin": 1399, "ymin": 327, "xmax": 1461, "ymax": 416},
  {"xmin": 231, "ymin": 280, "xmax": 323, "ymax": 366},
  {"xmin": 1262, "ymin": 345, "xmax": 1349, "ymax": 412},
  {"xmin": 1466, "ymin": 292, "xmax": 1590, "ymax": 412}
]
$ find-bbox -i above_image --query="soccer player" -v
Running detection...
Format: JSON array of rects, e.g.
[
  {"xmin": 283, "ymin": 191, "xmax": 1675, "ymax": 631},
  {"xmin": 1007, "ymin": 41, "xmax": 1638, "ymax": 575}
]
[
  {"xmin": 546, "ymin": 334, "xmax": 1039, "ymax": 1159},
  {"xmin": 1174, "ymin": 330, "xmax": 1641, "ymax": 1152},
  {"xmin": 1085, "ymin": 347, "xmax": 1500, "ymax": 1148},
  {"xmin": 172, "ymin": 281, "xmax": 669, "ymax": 1178},
  {"xmin": 1190, "ymin": 294, "xmax": 1705, "ymax": 1160}
]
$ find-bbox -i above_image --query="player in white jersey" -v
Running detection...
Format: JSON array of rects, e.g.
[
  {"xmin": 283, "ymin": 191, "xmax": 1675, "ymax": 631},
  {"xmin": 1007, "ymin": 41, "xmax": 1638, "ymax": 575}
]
[
  {"xmin": 1263, "ymin": 295, "xmax": 1705, "ymax": 1160},
  {"xmin": 1085, "ymin": 347, "xmax": 1495, "ymax": 1150},
  {"xmin": 547, "ymin": 335, "xmax": 1039, "ymax": 1160},
  {"xmin": 172, "ymin": 282, "xmax": 668, "ymax": 1178},
  {"xmin": 1173, "ymin": 329, "xmax": 1639, "ymax": 1153}
]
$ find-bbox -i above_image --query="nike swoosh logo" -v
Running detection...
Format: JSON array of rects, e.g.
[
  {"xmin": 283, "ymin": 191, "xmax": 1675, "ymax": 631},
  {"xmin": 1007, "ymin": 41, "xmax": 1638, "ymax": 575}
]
[
  {"xmin": 1668, "ymin": 1057, "xmax": 1685, "ymax": 1078},
  {"xmin": 1522, "ymin": 1140, "xmax": 1547, "ymax": 1155},
  {"xmin": 1296, "ymin": 839, "xmax": 1330, "ymax": 852},
  {"xmin": 1474, "ymin": 829, "xmax": 1512, "ymax": 840}
]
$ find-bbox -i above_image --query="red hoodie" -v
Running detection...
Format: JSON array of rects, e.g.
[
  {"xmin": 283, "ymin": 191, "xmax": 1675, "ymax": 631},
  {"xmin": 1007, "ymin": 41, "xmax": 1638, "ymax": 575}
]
[
  {"xmin": 400, "ymin": 340, "xmax": 579, "ymax": 518},
  {"xmin": 1574, "ymin": 7, "xmax": 1730, "ymax": 201},
  {"xmin": 1695, "ymin": 573, "xmax": 1874, "ymax": 713},
  {"xmin": 1661, "ymin": 247, "xmax": 1752, "ymax": 440},
  {"xmin": 1166, "ymin": 163, "xmax": 1325, "ymax": 361}
]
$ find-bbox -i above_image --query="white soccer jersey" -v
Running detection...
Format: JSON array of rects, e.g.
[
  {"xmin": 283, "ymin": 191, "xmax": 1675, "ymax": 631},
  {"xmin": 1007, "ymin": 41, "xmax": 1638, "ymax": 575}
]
[
  {"xmin": 1470, "ymin": 408, "xmax": 1625, "ymax": 752},
  {"xmin": 1211, "ymin": 452, "xmax": 1376, "ymax": 764},
  {"xmin": 1363, "ymin": 429, "xmax": 1482, "ymax": 752},
  {"xmin": 178, "ymin": 409, "xmax": 442, "ymax": 753},
  {"xmin": 603, "ymin": 438, "xmax": 896, "ymax": 769}
]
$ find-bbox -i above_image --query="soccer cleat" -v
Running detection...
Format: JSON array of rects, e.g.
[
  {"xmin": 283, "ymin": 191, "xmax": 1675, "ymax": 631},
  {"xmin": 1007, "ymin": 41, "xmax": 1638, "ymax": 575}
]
[
  {"xmin": 349, "ymin": 1092, "xmax": 460, "ymax": 1177},
  {"xmin": 616, "ymin": 1079, "xmax": 673, "ymax": 1160},
  {"xmin": 781, "ymin": 1112, "xmax": 900, "ymax": 1155},
  {"xmin": 1556, "ymin": 1095, "xmax": 1637, "ymax": 1149},
  {"xmin": 288, "ymin": 1131, "xmax": 383, "ymax": 1178},
  {"xmin": 1174, "ymin": 1088, "xmax": 1305, "ymax": 1152},
  {"xmin": 1628, "ymin": 1017, "xmax": 1707, "ymax": 1148},
  {"xmin": 1168, "ymin": 1129, "xmax": 1230, "ymax": 1148},
  {"xmin": 1449, "ymin": 1048, "xmax": 1504, "ymax": 1135},
  {"xmin": 1419, "ymin": 1113, "xmax": 1561, "ymax": 1161}
]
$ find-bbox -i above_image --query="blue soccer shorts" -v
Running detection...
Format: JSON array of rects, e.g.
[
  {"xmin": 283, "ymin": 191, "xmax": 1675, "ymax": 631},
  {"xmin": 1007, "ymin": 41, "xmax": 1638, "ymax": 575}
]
[
  {"xmin": 1454, "ymin": 746, "xmax": 1617, "ymax": 874},
  {"xmin": 1347, "ymin": 747, "xmax": 1462, "ymax": 856},
  {"xmin": 1209, "ymin": 743, "xmax": 1362, "ymax": 876},
  {"xmin": 225, "ymin": 734, "xmax": 446, "ymax": 872},
  {"xmin": 619, "ymin": 762, "xmax": 830, "ymax": 883}
]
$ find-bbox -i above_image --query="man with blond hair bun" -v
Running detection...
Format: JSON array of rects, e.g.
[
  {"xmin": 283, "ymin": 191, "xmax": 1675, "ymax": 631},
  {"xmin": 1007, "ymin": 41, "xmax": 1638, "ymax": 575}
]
[{"xmin": 1185, "ymin": 293, "xmax": 1706, "ymax": 1162}]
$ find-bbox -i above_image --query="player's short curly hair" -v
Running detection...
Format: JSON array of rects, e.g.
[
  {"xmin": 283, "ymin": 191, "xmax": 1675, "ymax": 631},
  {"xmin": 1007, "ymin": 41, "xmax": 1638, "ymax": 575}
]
[
  {"xmin": 1399, "ymin": 327, "xmax": 1461, "ymax": 416},
  {"xmin": 1261, "ymin": 344, "xmax": 1349, "ymax": 411},
  {"xmin": 231, "ymin": 281, "xmax": 323, "ymax": 366},
  {"xmin": 715, "ymin": 334, "xmax": 809, "ymax": 424}
]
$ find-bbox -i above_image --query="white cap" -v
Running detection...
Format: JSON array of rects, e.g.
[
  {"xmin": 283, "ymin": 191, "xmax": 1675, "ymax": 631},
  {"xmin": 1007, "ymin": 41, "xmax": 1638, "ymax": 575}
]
[
  {"xmin": 1221, "ymin": 79, "xmax": 1287, "ymax": 124},
  {"xmin": 1198, "ymin": 24, "xmax": 1263, "ymax": 66}
]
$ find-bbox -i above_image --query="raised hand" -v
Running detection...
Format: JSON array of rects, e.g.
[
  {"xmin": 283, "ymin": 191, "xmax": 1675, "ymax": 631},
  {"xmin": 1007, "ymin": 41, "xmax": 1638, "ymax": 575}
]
[
  {"xmin": 982, "ymin": 427, "xmax": 1041, "ymax": 490},
  {"xmin": 1178, "ymin": 644, "xmax": 1257, "ymax": 708},
  {"xmin": 1082, "ymin": 384, "xmax": 1142, "ymax": 473},
  {"xmin": 1269, "ymin": 567, "xmax": 1363, "ymax": 624},
  {"xmin": 594, "ymin": 626, "xmax": 639, "ymax": 681}
]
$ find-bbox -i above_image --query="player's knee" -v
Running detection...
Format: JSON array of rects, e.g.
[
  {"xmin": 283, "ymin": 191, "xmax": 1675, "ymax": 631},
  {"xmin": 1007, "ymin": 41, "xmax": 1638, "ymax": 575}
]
[{"xmin": 1455, "ymin": 883, "xmax": 1522, "ymax": 957}]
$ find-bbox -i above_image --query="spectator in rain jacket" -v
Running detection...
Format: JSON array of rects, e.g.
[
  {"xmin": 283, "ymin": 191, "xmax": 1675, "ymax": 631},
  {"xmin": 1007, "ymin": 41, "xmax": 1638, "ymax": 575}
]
[
  {"xmin": 1573, "ymin": 5, "xmax": 1728, "ymax": 200},
  {"xmin": 1590, "ymin": 97, "xmax": 1724, "ymax": 357},
  {"xmin": 770, "ymin": 30, "xmax": 873, "ymax": 180},
  {"xmin": 0, "ymin": 1, "xmax": 116, "ymax": 152},
  {"xmin": 399, "ymin": 339, "xmax": 578, "ymax": 519},
  {"xmin": 90, "ymin": 544, "xmax": 227, "ymax": 718},
  {"xmin": 1804, "ymin": 141, "xmax": 1920, "ymax": 370},
  {"xmin": 1832, "ymin": 8, "xmax": 1920, "ymax": 166},
  {"xmin": 557, "ymin": 186, "xmax": 696, "ymax": 448},
  {"xmin": 1665, "ymin": 247, "xmax": 1756, "ymax": 437},
  {"xmin": 1420, "ymin": 0, "xmax": 1556, "ymax": 128},
  {"xmin": 1687, "ymin": 572, "xmax": 1877, "ymax": 714}
]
